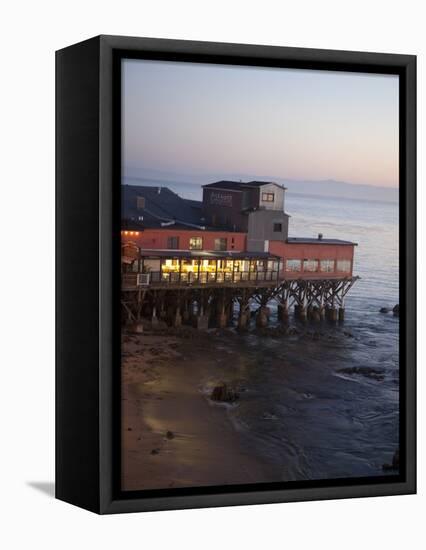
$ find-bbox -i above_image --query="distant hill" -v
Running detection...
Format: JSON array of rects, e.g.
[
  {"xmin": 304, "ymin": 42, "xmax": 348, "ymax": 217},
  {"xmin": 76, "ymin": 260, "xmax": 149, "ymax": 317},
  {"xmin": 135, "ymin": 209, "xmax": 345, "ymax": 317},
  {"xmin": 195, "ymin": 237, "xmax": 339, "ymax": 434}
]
[
  {"xmin": 279, "ymin": 179, "xmax": 398, "ymax": 203},
  {"xmin": 123, "ymin": 168, "xmax": 398, "ymax": 203}
]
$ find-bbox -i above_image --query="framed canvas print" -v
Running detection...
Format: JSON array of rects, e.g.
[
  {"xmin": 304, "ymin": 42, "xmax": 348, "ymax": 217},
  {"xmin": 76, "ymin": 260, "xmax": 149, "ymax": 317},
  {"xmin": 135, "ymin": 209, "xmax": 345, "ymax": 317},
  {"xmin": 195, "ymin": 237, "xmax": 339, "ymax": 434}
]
[{"xmin": 56, "ymin": 35, "xmax": 416, "ymax": 514}]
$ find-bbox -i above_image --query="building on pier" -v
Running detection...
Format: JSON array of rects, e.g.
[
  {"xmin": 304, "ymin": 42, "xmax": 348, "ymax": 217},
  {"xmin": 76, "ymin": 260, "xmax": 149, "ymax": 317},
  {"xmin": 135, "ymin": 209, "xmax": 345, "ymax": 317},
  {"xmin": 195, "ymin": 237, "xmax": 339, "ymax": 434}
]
[{"xmin": 121, "ymin": 181, "xmax": 358, "ymax": 327}]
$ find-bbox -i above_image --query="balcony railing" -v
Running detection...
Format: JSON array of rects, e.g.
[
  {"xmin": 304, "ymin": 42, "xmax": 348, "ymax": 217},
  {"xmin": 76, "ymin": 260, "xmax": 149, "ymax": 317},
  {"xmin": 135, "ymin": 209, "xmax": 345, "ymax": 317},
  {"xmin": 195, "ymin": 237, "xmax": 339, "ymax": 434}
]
[{"xmin": 122, "ymin": 270, "xmax": 279, "ymax": 288}]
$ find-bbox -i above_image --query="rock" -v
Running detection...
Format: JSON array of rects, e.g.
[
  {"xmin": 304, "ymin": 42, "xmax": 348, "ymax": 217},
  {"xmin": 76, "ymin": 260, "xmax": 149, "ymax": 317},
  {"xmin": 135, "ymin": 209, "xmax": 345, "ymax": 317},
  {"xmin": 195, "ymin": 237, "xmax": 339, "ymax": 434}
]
[
  {"xmin": 150, "ymin": 448, "xmax": 160, "ymax": 455},
  {"xmin": 382, "ymin": 449, "xmax": 400, "ymax": 471},
  {"xmin": 393, "ymin": 304, "xmax": 400, "ymax": 317},
  {"xmin": 165, "ymin": 430, "xmax": 175, "ymax": 440},
  {"xmin": 392, "ymin": 449, "xmax": 400, "ymax": 469},
  {"xmin": 210, "ymin": 382, "xmax": 239, "ymax": 403},
  {"xmin": 379, "ymin": 307, "xmax": 389, "ymax": 314}
]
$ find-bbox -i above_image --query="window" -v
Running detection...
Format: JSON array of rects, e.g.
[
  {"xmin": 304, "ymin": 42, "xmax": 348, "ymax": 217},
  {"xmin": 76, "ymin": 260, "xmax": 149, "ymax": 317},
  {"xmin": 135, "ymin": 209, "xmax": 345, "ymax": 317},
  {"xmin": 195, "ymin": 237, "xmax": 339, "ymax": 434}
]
[
  {"xmin": 214, "ymin": 238, "xmax": 227, "ymax": 251},
  {"xmin": 286, "ymin": 259, "xmax": 302, "ymax": 272},
  {"xmin": 320, "ymin": 259, "xmax": 335, "ymax": 272},
  {"xmin": 167, "ymin": 236, "xmax": 179, "ymax": 249},
  {"xmin": 262, "ymin": 192, "xmax": 275, "ymax": 202},
  {"xmin": 336, "ymin": 259, "xmax": 351, "ymax": 273},
  {"xmin": 136, "ymin": 196, "xmax": 145, "ymax": 209},
  {"xmin": 189, "ymin": 237, "xmax": 203, "ymax": 250},
  {"xmin": 303, "ymin": 259, "xmax": 319, "ymax": 272},
  {"xmin": 273, "ymin": 223, "xmax": 282, "ymax": 232}
]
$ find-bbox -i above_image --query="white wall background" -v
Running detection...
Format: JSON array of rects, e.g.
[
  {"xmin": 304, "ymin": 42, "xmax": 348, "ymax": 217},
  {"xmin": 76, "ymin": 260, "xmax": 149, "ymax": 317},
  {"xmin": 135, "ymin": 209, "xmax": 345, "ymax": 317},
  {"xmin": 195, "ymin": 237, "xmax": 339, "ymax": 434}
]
[{"xmin": 0, "ymin": 1, "xmax": 423, "ymax": 548}]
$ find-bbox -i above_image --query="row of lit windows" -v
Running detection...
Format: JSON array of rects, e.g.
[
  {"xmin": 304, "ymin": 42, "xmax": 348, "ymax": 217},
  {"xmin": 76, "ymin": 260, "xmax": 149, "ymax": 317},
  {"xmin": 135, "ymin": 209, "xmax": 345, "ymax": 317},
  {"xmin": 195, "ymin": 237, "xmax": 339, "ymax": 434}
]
[
  {"xmin": 121, "ymin": 230, "xmax": 140, "ymax": 236},
  {"xmin": 285, "ymin": 259, "xmax": 351, "ymax": 273},
  {"xmin": 168, "ymin": 236, "xmax": 231, "ymax": 251}
]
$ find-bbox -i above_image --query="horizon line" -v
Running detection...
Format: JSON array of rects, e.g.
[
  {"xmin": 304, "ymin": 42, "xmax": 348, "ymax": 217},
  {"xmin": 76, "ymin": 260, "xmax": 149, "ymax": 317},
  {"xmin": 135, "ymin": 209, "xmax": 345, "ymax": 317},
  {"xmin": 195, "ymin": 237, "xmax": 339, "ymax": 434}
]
[{"xmin": 123, "ymin": 172, "xmax": 399, "ymax": 191}]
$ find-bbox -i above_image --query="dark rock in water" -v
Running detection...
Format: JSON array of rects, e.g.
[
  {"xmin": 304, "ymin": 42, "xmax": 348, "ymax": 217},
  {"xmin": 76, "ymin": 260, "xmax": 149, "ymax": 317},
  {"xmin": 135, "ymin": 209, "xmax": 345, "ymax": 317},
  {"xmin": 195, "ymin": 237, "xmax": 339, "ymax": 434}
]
[
  {"xmin": 382, "ymin": 449, "xmax": 400, "ymax": 471},
  {"xmin": 392, "ymin": 450, "xmax": 400, "ymax": 468},
  {"xmin": 211, "ymin": 382, "xmax": 239, "ymax": 403},
  {"xmin": 380, "ymin": 307, "xmax": 390, "ymax": 314},
  {"xmin": 150, "ymin": 448, "xmax": 160, "ymax": 455},
  {"xmin": 165, "ymin": 430, "xmax": 175, "ymax": 440},
  {"xmin": 337, "ymin": 366, "xmax": 385, "ymax": 381},
  {"xmin": 343, "ymin": 330, "xmax": 354, "ymax": 338},
  {"xmin": 393, "ymin": 304, "xmax": 400, "ymax": 317}
]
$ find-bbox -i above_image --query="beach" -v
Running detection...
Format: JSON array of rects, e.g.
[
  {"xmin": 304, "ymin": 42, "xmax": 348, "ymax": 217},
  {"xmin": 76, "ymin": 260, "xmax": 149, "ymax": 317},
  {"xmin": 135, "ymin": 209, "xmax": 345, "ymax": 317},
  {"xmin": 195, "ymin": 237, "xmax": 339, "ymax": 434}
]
[{"xmin": 121, "ymin": 329, "xmax": 279, "ymax": 491}]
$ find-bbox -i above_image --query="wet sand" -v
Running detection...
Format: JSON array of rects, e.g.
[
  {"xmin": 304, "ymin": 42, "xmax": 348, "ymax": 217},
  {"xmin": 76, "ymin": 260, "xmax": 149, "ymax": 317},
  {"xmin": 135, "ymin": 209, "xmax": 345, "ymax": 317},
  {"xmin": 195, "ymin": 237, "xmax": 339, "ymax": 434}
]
[{"xmin": 121, "ymin": 331, "xmax": 273, "ymax": 491}]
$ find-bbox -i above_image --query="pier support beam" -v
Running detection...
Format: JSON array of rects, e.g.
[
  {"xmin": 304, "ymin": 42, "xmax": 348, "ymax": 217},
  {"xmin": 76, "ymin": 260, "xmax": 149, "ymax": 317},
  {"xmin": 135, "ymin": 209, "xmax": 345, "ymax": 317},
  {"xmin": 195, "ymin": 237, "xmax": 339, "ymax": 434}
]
[
  {"xmin": 310, "ymin": 306, "xmax": 321, "ymax": 322},
  {"xmin": 294, "ymin": 305, "xmax": 307, "ymax": 321},
  {"xmin": 151, "ymin": 306, "xmax": 159, "ymax": 328},
  {"xmin": 238, "ymin": 311, "xmax": 249, "ymax": 330},
  {"xmin": 326, "ymin": 307, "xmax": 338, "ymax": 322},
  {"xmin": 217, "ymin": 311, "xmax": 227, "ymax": 329},
  {"xmin": 182, "ymin": 301, "xmax": 190, "ymax": 324},
  {"xmin": 338, "ymin": 307, "xmax": 345, "ymax": 322},
  {"xmin": 277, "ymin": 303, "xmax": 289, "ymax": 323},
  {"xmin": 256, "ymin": 306, "xmax": 270, "ymax": 328},
  {"xmin": 173, "ymin": 307, "xmax": 182, "ymax": 328},
  {"xmin": 195, "ymin": 313, "xmax": 209, "ymax": 330},
  {"xmin": 131, "ymin": 322, "xmax": 144, "ymax": 334}
]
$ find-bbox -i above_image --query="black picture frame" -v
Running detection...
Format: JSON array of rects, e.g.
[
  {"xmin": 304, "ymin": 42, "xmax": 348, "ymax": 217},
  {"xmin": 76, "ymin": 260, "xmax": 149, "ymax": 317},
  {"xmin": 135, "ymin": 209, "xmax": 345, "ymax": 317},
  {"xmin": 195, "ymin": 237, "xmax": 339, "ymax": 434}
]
[{"xmin": 56, "ymin": 35, "xmax": 416, "ymax": 514}]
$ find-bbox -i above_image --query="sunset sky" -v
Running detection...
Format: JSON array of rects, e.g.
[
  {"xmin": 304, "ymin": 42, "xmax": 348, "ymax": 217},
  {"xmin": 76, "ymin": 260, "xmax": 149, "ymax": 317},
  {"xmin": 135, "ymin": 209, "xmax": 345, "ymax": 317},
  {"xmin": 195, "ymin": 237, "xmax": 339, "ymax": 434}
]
[{"xmin": 122, "ymin": 59, "xmax": 399, "ymax": 188}]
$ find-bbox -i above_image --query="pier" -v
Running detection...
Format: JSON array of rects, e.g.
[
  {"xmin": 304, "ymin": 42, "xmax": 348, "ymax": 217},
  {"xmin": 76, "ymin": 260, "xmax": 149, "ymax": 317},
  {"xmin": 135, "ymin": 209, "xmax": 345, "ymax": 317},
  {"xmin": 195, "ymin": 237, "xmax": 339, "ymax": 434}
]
[
  {"xmin": 121, "ymin": 180, "xmax": 359, "ymax": 330},
  {"xmin": 121, "ymin": 271, "xmax": 358, "ymax": 329}
]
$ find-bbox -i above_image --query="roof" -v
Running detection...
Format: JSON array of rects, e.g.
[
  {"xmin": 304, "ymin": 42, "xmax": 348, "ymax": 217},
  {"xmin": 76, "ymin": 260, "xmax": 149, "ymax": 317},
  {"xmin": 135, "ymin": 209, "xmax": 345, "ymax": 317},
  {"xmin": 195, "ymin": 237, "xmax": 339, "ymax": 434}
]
[
  {"xmin": 122, "ymin": 185, "xmax": 204, "ymax": 229},
  {"xmin": 203, "ymin": 180, "xmax": 287, "ymax": 191},
  {"xmin": 287, "ymin": 237, "xmax": 357, "ymax": 246},
  {"xmin": 138, "ymin": 249, "xmax": 280, "ymax": 260}
]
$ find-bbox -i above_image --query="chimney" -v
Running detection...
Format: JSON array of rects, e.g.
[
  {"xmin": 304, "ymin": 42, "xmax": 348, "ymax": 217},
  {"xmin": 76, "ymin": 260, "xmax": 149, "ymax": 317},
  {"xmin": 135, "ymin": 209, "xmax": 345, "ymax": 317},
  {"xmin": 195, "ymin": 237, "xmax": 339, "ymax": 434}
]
[{"xmin": 318, "ymin": 233, "xmax": 323, "ymax": 240}]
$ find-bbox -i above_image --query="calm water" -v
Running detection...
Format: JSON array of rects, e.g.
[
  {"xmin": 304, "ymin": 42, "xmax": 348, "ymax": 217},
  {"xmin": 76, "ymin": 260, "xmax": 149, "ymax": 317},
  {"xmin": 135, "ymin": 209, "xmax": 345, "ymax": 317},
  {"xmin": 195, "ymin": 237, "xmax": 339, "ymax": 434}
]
[{"xmin": 208, "ymin": 192, "xmax": 400, "ymax": 481}]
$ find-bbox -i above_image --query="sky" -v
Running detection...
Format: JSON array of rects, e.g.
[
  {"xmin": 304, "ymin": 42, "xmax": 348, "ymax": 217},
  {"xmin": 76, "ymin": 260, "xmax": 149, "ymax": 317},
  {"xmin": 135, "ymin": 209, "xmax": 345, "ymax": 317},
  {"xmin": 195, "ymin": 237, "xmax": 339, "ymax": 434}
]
[{"xmin": 122, "ymin": 59, "xmax": 399, "ymax": 188}]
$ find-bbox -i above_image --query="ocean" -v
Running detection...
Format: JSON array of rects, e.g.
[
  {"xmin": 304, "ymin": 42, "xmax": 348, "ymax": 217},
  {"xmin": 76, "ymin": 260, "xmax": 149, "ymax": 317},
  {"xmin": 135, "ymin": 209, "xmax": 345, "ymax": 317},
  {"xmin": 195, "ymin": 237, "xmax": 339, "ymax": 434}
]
[
  {"xmin": 124, "ymin": 177, "xmax": 400, "ymax": 481},
  {"xmin": 210, "ymin": 192, "xmax": 400, "ymax": 481}
]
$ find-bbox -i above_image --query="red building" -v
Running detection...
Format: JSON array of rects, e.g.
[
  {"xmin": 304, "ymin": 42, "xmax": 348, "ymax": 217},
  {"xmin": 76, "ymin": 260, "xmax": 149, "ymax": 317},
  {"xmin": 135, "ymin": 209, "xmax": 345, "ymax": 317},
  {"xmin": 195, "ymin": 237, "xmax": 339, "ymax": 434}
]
[{"xmin": 121, "ymin": 181, "xmax": 356, "ymax": 284}]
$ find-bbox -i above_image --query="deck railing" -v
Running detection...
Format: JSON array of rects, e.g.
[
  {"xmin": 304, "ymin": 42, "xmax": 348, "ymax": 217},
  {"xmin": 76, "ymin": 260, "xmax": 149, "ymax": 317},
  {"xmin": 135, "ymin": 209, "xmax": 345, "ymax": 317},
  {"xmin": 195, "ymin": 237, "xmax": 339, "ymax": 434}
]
[{"xmin": 122, "ymin": 270, "xmax": 279, "ymax": 288}]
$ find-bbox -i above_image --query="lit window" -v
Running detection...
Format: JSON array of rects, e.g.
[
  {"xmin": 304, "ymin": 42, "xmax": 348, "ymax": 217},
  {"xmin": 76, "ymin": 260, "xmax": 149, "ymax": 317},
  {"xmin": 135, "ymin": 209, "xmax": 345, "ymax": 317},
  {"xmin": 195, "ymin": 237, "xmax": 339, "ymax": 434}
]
[
  {"xmin": 303, "ymin": 259, "xmax": 319, "ymax": 272},
  {"xmin": 189, "ymin": 237, "xmax": 203, "ymax": 250},
  {"xmin": 167, "ymin": 236, "xmax": 179, "ymax": 249},
  {"xmin": 214, "ymin": 238, "xmax": 227, "ymax": 251},
  {"xmin": 336, "ymin": 260, "xmax": 351, "ymax": 273},
  {"xmin": 273, "ymin": 223, "xmax": 282, "ymax": 232},
  {"xmin": 286, "ymin": 259, "xmax": 302, "ymax": 272},
  {"xmin": 262, "ymin": 192, "xmax": 275, "ymax": 202},
  {"xmin": 320, "ymin": 259, "xmax": 335, "ymax": 272}
]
